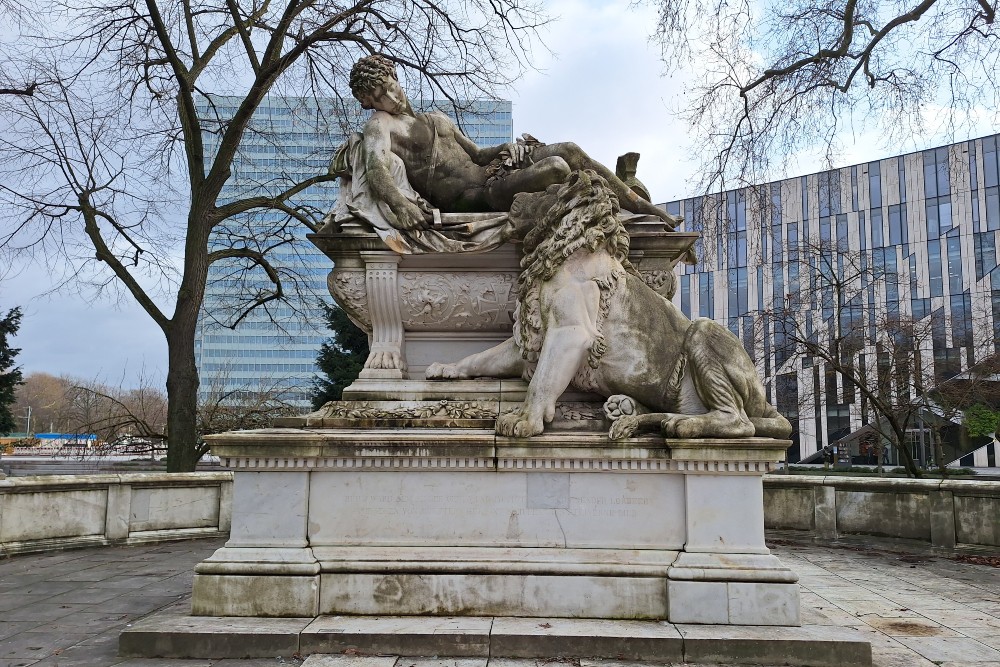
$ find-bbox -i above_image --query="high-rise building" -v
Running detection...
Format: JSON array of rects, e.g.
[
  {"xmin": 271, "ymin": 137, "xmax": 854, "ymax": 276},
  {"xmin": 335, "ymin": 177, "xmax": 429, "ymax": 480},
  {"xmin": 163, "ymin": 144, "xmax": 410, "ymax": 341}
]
[
  {"xmin": 194, "ymin": 96, "xmax": 513, "ymax": 406},
  {"xmin": 666, "ymin": 134, "xmax": 1000, "ymax": 465}
]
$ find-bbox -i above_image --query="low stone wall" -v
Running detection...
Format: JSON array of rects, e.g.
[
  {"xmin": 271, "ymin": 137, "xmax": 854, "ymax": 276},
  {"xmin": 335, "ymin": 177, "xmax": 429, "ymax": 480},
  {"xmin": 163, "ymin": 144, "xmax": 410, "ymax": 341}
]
[
  {"xmin": 0, "ymin": 472, "xmax": 233, "ymax": 556},
  {"xmin": 3, "ymin": 472, "xmax": 996, "ymax": 556},
  {"xmin": 764, "ymin": 475, "xmax": 1000, "ymax": 551}
]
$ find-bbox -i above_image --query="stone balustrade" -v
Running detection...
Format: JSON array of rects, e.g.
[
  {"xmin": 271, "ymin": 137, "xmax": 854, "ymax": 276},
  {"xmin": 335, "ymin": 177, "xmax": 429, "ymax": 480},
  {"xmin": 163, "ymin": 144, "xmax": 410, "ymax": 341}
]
[
  {"xmin": 764, "ymin": 475, "xmax": 1000, "ymax": 551},
  {"xmin": 2, "ymin": 471, "xmax": 997, "ymax": 556},
  {"xmin": 0, "ymin": 472, "xmax": 232, "ymax": 556}
]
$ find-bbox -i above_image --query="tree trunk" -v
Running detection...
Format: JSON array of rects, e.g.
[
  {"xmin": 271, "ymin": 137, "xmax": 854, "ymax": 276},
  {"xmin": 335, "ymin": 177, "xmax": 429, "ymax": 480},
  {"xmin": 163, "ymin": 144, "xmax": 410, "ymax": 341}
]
[
  {"xmin": 890, "ymin": 424, "xmax": 922, "ymax": 478},
  {"xmin": 165, "ymin": 321, "xmax": 201, "ymax": 472},
  {"xmin": 164, "ymin": 211, "xmax": 212, "ymax": 473}
]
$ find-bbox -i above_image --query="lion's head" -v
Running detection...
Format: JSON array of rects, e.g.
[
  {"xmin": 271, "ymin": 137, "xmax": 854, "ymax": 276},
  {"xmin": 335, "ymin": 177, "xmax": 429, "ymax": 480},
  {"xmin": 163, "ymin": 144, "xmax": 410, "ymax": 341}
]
[{"xmin": 513, "ymin": 170, "xmax": 636, "ymax": 363}]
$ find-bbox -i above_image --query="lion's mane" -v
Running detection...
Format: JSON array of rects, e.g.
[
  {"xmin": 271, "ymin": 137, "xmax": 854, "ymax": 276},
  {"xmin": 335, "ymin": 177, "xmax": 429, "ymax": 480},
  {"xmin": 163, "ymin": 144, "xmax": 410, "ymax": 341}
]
[{"xmin": 514, "ymin": 170, "xmax": 638, "ymax": 369}]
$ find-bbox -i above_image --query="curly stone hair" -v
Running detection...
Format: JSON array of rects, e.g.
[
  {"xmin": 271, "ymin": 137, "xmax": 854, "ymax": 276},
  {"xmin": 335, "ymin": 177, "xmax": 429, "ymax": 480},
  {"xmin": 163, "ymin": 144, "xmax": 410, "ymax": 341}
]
[
  {"xmin": 349, "ymin": 54, "xmax": 398, "ymax": 99},
  {"xmin": 514, "ymin": 170, "xmax": 637, "ymax": 367}
]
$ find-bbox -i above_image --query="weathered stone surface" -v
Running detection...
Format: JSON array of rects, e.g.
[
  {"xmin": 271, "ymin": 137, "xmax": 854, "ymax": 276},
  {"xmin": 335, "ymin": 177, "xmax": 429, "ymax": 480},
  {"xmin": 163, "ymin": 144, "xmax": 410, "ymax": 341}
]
[
  {"xmin": 195, "ymin": 427, "xmax": 798, "ymax": 624},
  {"xmin": 300, "ymin": 616, "xmax": 492, "ymax": 657},
  {"xmin": 678, "ymin": 624, "xmax": 872, "ymax": 666},
  {"xmin": 191, "ymin": 574, "xmax": 319, "ymax": 617},
  {"xmin": 319, "ymin": 573, "xmax": 668, "ymax": 618},
  {"xmin": 306, "ymin": 469, "xmax": 685, "ymax": 550},
  {"xmin": 0, "ymin": 472, "xmax": 231, "ymax": 555},
  {"xmin": 489, "ymin": 617, "xmax": 683, "ymax": 661},
  {"xmin": 121, "ymin": 609, "xmax": 870, "ymax": 665},
  {"xmin": 119, "ymin": 606, "xmax": 310, "ymax": 658},
  {"xmin": 129, "ymin": 484, "xmax": 221, "ymax": 532}
]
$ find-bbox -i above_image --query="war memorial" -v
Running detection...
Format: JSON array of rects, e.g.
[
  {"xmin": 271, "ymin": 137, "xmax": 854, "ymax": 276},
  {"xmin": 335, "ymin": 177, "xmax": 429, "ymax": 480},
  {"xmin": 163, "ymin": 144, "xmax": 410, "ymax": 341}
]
[{"xmin": 120, "ymin": 56, "xmax": 873, "ymax": 664}]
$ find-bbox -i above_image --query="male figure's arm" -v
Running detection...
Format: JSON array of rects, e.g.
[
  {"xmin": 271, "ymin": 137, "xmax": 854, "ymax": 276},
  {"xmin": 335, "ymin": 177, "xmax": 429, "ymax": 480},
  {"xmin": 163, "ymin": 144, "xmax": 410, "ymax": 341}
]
[
  {"xmin": 441, "ymin": 113, "xmax": 527, "ymax": 167},
  {"xmin": 362, "ymin": 114, "xmax": 431, "ymax": 231}
]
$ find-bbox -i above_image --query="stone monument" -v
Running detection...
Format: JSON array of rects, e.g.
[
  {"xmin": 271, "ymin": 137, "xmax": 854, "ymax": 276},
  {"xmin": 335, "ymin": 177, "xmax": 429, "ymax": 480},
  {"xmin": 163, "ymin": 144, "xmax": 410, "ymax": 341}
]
[{"xmin": 190, "ymin": 55, "xmax": 803, "ymax": 628}]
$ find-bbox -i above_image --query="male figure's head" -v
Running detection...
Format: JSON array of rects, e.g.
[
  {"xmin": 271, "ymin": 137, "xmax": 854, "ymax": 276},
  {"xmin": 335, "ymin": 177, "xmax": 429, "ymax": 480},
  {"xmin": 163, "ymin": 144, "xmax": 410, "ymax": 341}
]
[{"xmin": 350, "ymin": 54, "xmax": 409, "ymax": 114}]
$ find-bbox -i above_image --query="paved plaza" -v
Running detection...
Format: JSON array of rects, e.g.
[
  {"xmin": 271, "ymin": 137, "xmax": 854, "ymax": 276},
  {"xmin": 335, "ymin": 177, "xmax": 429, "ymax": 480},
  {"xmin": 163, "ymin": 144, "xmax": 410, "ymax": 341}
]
[{"xmin": 0, "ymin": 535, "xmax": 997, "ymax": 666}]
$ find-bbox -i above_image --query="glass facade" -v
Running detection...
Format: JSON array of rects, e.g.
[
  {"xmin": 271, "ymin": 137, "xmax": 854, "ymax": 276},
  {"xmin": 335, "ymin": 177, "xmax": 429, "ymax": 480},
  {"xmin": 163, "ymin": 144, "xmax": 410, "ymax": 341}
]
[
  {"xmin": 194, "ymin": 95, "xmax": 513, "ymax": 406},
  {"xmin": 667, "ymin": 134, "xmax": 1000, "ymax": 463}
]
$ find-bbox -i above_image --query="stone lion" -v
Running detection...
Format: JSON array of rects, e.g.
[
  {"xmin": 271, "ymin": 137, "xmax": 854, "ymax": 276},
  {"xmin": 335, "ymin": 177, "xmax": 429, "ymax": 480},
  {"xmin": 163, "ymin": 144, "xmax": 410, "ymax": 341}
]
[{"xmin": 426, "ymin": 170, "xmax": 792, "ymax": 441}]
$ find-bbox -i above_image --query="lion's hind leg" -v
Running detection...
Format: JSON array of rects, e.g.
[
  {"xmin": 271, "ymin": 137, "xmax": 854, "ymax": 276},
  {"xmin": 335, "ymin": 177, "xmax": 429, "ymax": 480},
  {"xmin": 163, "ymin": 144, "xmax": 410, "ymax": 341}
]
[
  {"xmin": 674, "ymin": 319, "xmax": 757, "ymax": 439},
  {"xmin": 750, "ymin": 404, "xmax": 793, "ymax": 439}
]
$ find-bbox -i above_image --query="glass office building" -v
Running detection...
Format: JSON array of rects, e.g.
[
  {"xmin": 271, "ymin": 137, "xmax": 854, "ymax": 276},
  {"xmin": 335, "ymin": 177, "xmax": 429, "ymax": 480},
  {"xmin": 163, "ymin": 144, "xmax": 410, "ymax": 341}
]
[
  {"xmin": 665, "ymin": 134, "xmax": 1000, "ymax": 464},
  {"xmin": 194, "ymin": 96, "xmax": 513, "ymax": 406}
]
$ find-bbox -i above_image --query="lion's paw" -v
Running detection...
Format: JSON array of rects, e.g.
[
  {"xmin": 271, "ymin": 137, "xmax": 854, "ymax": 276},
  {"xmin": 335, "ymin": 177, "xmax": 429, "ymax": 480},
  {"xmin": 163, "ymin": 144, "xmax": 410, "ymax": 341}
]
[
  {"xmin": 609, "ymin": 414, "xmax": 640, "ymax": 440},
  {"xmin": 366, "ymin": 350, "xmax": 403, "ymax": 370},
  {"xmin": 496, "ymin": 411, "xmax": 544, "ymax": 438},
  {"xmin": 426, "ymin": 362, "xmax": 462, "ymax": 380},
  {"xmin": 603, "ymin": 394, "xmax": 638, "ymax": 421}
]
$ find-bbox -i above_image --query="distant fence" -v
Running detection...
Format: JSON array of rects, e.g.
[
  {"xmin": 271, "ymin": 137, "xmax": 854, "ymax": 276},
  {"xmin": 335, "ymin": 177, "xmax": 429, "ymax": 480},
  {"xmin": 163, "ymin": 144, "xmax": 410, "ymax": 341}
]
[
  {"xmin": 0, "ymin": 472, "xmax": 232, "ymax": 557},
  {"xmin": 764, "ymin": 475, "xmax": 1000, "ymax": 552}
]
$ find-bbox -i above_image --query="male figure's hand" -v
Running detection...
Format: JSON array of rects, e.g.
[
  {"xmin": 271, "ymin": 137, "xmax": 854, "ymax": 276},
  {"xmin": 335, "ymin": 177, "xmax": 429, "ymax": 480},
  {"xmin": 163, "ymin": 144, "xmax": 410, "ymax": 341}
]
[
  {"xmin": 501, "ymin": 141, "xmax": 529, "ymax": 168},
  {"xmin": 388, "ymin": 199, "xmax": 432, "ymax": 231}
]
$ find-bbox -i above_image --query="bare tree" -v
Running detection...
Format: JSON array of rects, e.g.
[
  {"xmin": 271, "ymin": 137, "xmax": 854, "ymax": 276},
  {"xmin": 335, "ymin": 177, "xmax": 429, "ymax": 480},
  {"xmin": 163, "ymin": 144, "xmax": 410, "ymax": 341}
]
[
  {"xmin": 651, "ymin": 0, "xmax": 1000, "ymax": 190},
  {"xmin": 14, "ymin": 371, "xmax": 168, "ymax": 446},
  {"xmin": 0, "ymin": 0, "xmax": 547, "ymax": 471},
  {"xmin": 198, "ymin": 372, "xmax": 300, "ymax": 439},
  {"xmin": 761, "ymin": 238, "xmax": 926, "ymax": 476},
  {"xmin": 918, "ymin": 352, "xmax": 1000, "ymax": 474}
]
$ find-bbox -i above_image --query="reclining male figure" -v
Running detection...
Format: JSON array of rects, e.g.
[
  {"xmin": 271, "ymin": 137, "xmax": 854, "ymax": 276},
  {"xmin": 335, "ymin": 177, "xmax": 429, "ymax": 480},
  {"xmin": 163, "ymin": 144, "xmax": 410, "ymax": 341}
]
[{"xmin": 348, "ymin": 54, "xmax": 681, "ymax": 232}]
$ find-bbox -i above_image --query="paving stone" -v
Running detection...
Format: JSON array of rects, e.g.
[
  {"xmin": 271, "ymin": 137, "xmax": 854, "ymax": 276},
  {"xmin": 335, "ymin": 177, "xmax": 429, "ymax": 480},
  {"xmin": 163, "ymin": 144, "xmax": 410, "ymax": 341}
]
[
  {"xmin": 0, "ymin": 602, "xmax": 91, "ymax": 623},
  {"xmin": 3, "ymin": 534, "xmax": 1000, "ymax": 666},
  {"xmin": 895, "ymin": 637, "xmax": 1000, "ymax": 662},
  {"xmin": 0, "ymin": 630, "xmax": 92, "ymax": 660}
]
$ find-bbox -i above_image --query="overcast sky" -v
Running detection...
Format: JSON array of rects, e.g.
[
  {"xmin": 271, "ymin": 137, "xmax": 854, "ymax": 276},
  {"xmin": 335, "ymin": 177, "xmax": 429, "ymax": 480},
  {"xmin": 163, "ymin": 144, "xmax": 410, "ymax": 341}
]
[{"xmin": 0, "ymin": 0, "xmax": 983, "ymax": 389}]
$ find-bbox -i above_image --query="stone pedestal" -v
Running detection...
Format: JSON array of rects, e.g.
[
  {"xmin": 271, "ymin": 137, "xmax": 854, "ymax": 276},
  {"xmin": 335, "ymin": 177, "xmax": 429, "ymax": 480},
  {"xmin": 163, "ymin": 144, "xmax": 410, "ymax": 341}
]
[
  {"xmin": 308, "ymin": 219, "xmax": 699, "ymax": 380},
  {"xmin": 192, "ymin": 424, "xmax": 799, "ymax": 625}
]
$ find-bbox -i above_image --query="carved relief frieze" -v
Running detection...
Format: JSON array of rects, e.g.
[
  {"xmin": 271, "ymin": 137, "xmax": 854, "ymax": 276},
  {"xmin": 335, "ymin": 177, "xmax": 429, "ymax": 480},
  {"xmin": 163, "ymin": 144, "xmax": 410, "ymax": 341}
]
[
  {"xmin": 328, "ymin": 269, "xmax": 371, "ymax": 331},
  {"xmin": 315, "ymin": 399, "xmax": 500, "ymax": 420},
  {"xmin": 398, "ymin": 272, "xmax": 516, "ymax": 331}
]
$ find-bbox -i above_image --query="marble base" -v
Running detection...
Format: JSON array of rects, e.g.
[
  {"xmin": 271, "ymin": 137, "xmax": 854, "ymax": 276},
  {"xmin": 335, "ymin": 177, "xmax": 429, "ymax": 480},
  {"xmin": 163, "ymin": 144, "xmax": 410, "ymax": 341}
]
[
  {"xmin": 193, "ymin": 427, "xmax": 799, "ymax": 625},
  {"xmin": 120, "ymin": 611, "xmax": 872, "ymax": 665}
]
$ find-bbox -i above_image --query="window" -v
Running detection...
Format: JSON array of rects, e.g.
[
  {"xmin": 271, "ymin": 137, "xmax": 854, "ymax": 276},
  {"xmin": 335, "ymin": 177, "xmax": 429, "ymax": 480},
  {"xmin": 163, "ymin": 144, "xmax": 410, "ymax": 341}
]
[
  {"xmin": 836, "ymin": 214, "xmax": 849, "ymax": 248},
  {"xmin": 947, "ymin": 234, "xmax": 964, "ymax": 295},
  {"xmin": 801, "ymin": 176, "xmax": 809, "ymax": 219},
  {"xmin": 869, "ymin": 161, "xmax": 882, "ymax": 208},
  {"xmin": 975, "ymin": 232, "xmax": 997, "ymax": 281},
  {"xmin": 870, "ymin": 208, "xmax": 884, "ymax": 247},
  {"xmin": 888, "ymin": 204, "xmax": 907, "ymax": 245},
  {"xmin": 851, "ymin": 165, "xmax": 859, "ymax": 211},
  {"xmin": 680, "ymin": 275, "xmax": 692, "ymax": 318},
  {"xmin": 728, "ymin": 267, "xmax": 749, "ymax": 317},
  {"xmin": 699, "ymin": 273, "xmax": 714, "ymax": 318},
  {"xmin": 984, "ymin": 135, "xmax": 998, "ymax": 189}
]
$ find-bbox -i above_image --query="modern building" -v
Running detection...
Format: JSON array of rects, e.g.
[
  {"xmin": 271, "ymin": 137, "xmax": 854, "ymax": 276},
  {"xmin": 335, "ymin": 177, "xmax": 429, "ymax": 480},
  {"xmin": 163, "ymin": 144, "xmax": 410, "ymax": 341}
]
[
  {"xmin": 194, "ymin": 96, "xmax": 513, "ymax": 406},
  {"xmin": 665, "ymin": 134, "xmax": 1000, "ymax": 465}
]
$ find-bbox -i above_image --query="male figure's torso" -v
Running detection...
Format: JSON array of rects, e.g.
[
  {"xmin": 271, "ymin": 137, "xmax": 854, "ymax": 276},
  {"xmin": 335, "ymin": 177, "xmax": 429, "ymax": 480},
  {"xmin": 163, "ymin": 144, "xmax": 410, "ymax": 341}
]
[{"xmin": 368, "ymin": 110, "xmax": 490, "ymax": 212}]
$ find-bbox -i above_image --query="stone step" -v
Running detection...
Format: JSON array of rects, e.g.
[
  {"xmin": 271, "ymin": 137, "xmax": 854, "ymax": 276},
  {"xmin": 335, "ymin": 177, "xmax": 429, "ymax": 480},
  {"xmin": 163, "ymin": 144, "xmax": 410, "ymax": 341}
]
[{"xmin": 119, "ymin": 607, "xmax": 871, "ymax": 666}]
